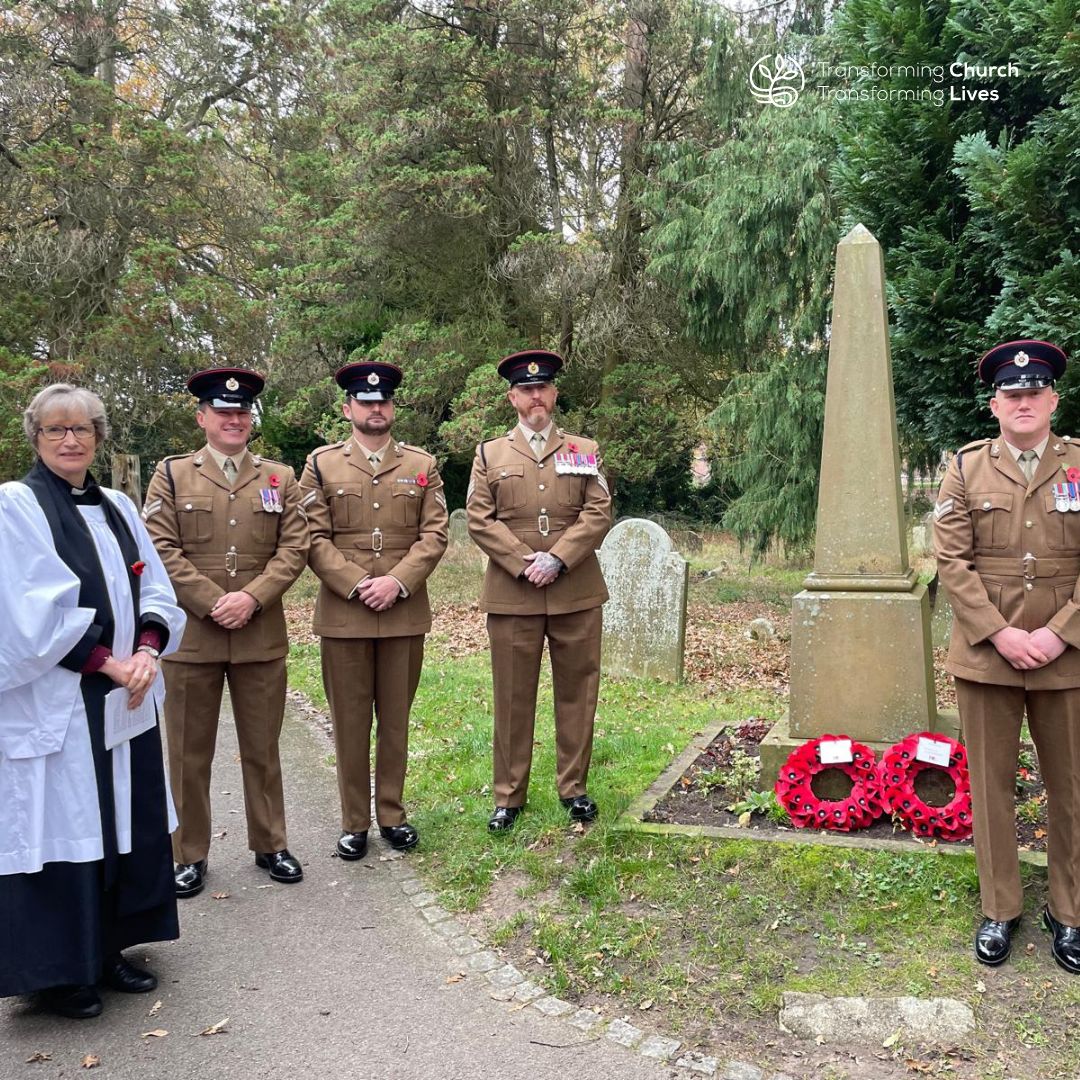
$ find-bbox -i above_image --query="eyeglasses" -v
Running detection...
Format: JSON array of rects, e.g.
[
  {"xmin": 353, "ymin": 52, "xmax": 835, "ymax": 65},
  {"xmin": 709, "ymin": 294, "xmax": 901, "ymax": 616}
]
[{"xmin": 38, "ymin": 424, "xmax": 96, "ymax": 441}]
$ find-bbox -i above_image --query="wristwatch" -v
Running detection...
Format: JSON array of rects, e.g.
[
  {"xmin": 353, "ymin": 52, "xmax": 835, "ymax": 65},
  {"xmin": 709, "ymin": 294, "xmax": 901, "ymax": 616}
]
[{"xmin": 136, "ymin": 645, "xmax": 161, "ymax": 659}]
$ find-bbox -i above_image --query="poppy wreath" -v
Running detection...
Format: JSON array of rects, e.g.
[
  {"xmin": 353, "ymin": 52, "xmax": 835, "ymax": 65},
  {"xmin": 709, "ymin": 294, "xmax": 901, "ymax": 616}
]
[
  {"xmin": 774, "ymin": 735, "xmax": 884, "ymax": 831},
  {"xmin": 878, "ymin": 732, "xmax": 972, "ymax": 842}
]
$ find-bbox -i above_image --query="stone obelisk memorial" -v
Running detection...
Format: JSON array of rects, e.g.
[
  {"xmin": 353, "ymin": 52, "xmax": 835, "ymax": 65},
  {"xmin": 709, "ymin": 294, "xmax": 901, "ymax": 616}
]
[{"xmin": 759, "ymin": 224, "xmax": 957, "ymax": 784}]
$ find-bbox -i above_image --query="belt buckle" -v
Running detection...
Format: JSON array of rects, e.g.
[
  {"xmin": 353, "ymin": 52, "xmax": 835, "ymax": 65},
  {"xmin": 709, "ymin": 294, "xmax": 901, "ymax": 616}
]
[
  {"xmin": 225, "ymin": 551, "xmax": 238, "ymax": 577},
  {"xmin": 1023, "ymin": 552, "xmax": 1036, "ymax": 581},
  {"xmin": 538, "ymin": 514, "xmax": 550, "ymax": 537},
  {"xmin": 372, "ymin": 527, "xmax": 383, "ymax": 552}
]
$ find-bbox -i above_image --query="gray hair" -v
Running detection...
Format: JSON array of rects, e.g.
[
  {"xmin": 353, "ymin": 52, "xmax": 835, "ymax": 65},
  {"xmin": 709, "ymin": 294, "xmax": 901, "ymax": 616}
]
[{"xmin": 23, "ymin": 384, "xmax": 110, "ymax": 446}]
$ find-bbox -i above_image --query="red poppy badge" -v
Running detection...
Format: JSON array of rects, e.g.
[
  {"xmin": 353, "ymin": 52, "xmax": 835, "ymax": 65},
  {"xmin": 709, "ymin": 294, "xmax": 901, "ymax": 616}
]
[
  {"xmin": 269, "ymin": 474, "xmax": 281, "ymax": 488},
  {"xmin": 416, "ymin": 472, "xmax": 429, "ymax": 487},
  {"xmin": 131, "ymin": 561, "xmax": 146, "ymax": 576}
]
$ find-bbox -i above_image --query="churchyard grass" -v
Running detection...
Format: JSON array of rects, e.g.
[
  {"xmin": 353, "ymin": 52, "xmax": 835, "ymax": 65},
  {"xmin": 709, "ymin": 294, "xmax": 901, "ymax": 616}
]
[{"xmin": 286, "ymin": 536, "xmax": 1075, "ymax": 1070}]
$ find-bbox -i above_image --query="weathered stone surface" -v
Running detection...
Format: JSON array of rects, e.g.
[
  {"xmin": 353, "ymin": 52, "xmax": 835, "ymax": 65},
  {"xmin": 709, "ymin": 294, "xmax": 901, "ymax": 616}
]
[
  {"xmin": 779, "ymin": 992, "xmax": 975, "ymax": 1044},
  {"xmin": 446, "ymin": 935, "xmax": 482, "ymax": 956},
  {"xmin": 420, "ymin": 905, "xmax": 453, "ymax": 924},
  {"xmin": 720, "ymin": 1062, "xmax": 764, "ymax": 1080},
  {"xmin": 398, "ymin": 876, "xmax": 426, "ymax": 896},
  {"xmin": 511, "ymin": 981, "xmax": 546, "ymax": 1003},
  {"xmin": 485, "ymin": 964, "xmax": 526, "ymax": 990},
  {"xmin": 598, "ymin": 518, "xmax": 688, "ymax": 683},
  {"xmin": 639, "ymin": 1035, "xmax": 681, "ymax": 1060},
  {"xmin": 931, "ymin": 582, "xmax": 953, "ymax": 649},
  {"xmin": 448, "ymin": 507, "xmax": 469, "ymax": 544},
  {"xmin": 747, "ymin": 618, "xmax": 777, "ymax": 641},
  {"xmin": 675, "ymin": 1051, "xmax": 718, "ymax": 1075},
  {"xmin": 568, "ymin": 1008, "xmax": 604, "ymax": 1032},
  {"xmin": 604, "ymin": 1018, "xmax": 643, "ymax": 1048},
  {"xmin": 909, "ymin": 524, "xmax": 930, "ymax": 558},
  {"xmin": 409, "ymin": 890, "xmax": 437, "ymax": 907},
  {"xmin": 783, "ymin": 224, "xmax": 937, "ymax": 750},
  {"xmin": 531, "ymin": 995, "xmax": 575, "ymax": 1017},
  {"xmin": 466, "ymin": 951, "xmax": 501, "ymax": 973}
]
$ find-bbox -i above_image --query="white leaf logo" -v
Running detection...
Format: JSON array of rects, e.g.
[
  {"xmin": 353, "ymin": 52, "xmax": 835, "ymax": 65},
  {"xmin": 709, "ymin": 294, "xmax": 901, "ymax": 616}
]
[{"xmin": 749, "ymin": 53, "xmax": 805, "ymax": 108}]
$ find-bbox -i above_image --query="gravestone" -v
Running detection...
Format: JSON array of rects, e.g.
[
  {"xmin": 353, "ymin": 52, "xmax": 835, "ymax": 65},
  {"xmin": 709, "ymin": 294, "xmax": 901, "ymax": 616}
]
[
  {"xmin": 448, "ymin": 507, "xmax": 469, "ymax": 544},
  {"xmin": 598, "ymin": 519, "xmax": 688, "ymax": 682},
  {"xmin": 760, "ymin": 225, "xmax": 956, "ymax": 786}
]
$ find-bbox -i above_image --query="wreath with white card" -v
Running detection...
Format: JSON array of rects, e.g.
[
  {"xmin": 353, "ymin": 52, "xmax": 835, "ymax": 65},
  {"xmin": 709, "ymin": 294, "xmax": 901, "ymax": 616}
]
[
  {"xmin": 879, "ymin": 732, "xmax": 972, "ymax": 842},
  {"xmin": 774, "ymin": 735, "xmax": 884, "ymax": 831}
]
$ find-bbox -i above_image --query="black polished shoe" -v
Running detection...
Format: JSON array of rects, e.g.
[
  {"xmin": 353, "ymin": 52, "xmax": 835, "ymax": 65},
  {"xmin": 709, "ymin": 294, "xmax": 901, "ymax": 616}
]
[
  {"xmin": 254, "ymin": 849, "xmax": 303, "ymax": 883},
  {"xmin": 974, "ymin": 915, "xmax": 1021, "ymax": 966},
  {"xmin": 1044, "ymin": 906, "xmax": 1080, "ymax": 975},
  {"xmin": 379, "ymin": 823, "xmax": 419, "ymax": 851},
  {"xmin": 174, "ymin": 859, "xmax": 207, "ymax": 898},
  {"xmin": 488, "ymin": 806, "xmax": 523, "ymax": 832},
  {"xmin": 560, "ymin": 794, "xmax": 599, "ymax": 822},
  {"xmin": 101, "ymin": 953, "xmax": 157, "ymax": 994},
  {"xmin": 336, "ymin": 831, "xmax": 369, "ymax": 860},
  {"xmin": 40, "ymin": 984, "xmax": 103, "ymax": 1019}
]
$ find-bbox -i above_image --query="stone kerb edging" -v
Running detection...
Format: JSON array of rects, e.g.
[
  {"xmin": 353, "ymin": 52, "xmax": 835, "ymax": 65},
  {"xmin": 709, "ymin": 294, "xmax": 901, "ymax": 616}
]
[{"xmin": 384, "ymin": 846, "xmax": 789, "ymax": 1080}]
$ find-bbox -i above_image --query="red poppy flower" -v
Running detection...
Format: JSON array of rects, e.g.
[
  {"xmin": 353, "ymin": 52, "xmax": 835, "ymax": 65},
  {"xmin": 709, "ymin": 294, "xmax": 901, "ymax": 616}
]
[
  {"xmin": 416, "ymin": 472, "xmax": 428, "ymax": 487},
  {"xmin": 1067, "ymin": 467, "xmax": 1080, "ymax": 483},
  {"xmin": 269, "ymin": 474, "xmax": 281, "ymax": 488},
  {"xmin": 566, "ymin": 442, "xmax": 578, "ymax": 453},
  {"xmin": 131, "ymin": 561, "xmax": 146, "ymax": 576}
]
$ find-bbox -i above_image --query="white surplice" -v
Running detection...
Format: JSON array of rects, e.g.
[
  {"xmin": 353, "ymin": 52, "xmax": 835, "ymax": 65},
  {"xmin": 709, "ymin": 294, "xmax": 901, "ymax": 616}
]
[{"xmin": 0, "ymin": 482, "xmax": 186, "ymax": 875}]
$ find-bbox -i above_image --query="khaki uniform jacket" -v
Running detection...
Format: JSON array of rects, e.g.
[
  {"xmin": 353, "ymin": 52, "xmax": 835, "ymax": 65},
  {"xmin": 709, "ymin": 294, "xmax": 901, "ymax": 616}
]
[
  {"xmin": 467, "ymin": 427, "xmax": 611, "ymax": 615},
  {"xmin": 143, "ymin": 448, "xmax": 309, "ymax": 663},
  {"xmin": 299, "ymin": 440, "xmax": 448, "ymax": 638},
  {"xmin": 934, "ymin": 432, "xmax": 1080, "ymax": 688}
]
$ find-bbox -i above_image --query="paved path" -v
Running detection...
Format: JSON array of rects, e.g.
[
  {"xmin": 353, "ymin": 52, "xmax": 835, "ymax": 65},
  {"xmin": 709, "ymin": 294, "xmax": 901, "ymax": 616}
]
[{"xmin": 2, "ymin": 699, "xmax": 672, "ymax": 1080}]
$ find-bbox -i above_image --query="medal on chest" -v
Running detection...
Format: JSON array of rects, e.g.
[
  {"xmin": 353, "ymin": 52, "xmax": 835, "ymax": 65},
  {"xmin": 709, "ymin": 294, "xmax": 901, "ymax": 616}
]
[
  {"xmin": 260, "ymin": 486, "xmax": 283, "ymax": 513},
  {"xmin": 553, "ymin": 452, "xmax": 599, "ymax": 476}
]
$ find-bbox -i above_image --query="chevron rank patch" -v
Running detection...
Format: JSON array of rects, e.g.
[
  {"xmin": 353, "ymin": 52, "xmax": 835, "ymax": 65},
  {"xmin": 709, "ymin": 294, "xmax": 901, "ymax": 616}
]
[
  {"xmin": 142, "ymin": 498, "xmax": 162, "ymax": 521},
  {"xmin": 933, "ymin": 498, "xmax": 954, "ymax": 521}
]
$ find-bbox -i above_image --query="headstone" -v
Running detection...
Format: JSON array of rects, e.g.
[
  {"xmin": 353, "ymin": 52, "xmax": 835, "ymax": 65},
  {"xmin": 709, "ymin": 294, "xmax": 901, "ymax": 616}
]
[
  {"xmin": 909, "ymin": 524, "xmax": 930, "ymax": 558},
  {"xmin": 598, "ymin": 518, "xmax": 688, "ymax": 682},
  {"xmin": 448, "ymin": 507, "xmax": 468, "ymax": 544},
  {"xmin": 760, "ymin": 225, "xmax": 954, "ymax": 784}
]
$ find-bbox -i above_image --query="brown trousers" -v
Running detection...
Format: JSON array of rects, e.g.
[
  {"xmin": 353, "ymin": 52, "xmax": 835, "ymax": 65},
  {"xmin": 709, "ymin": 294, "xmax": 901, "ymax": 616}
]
[
  {"xmin": 487, "ymin": 607, "xmax": 602, "ymax": 807},
  {"xmin": 321, "ymin": 635, "xmax": 424, "ymax": 832},
  {"xmin": 163, "ymin": 658, "xmax": 288, "ymax": 864},
  {"xmin": 955, "ymin": 678, "xmax": 1080, "ymax": 926}
]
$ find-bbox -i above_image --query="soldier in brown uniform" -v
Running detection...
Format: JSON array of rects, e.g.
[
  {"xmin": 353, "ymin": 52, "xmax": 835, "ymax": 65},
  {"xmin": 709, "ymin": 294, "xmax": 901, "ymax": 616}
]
[
  {"xmin": 299, "ymin": 361, "xmax": 448, "ymax": 857},
  {"xmin": 467, "ymin": 350, "xmax": 612, "ymax": 832},
  {"xmin": 143, "ymin": 369, "xmax": 309, "ymax": 897},
  {"xmin": 935, "ymin": 340, "xmax": 1080, "ymax": 974}
]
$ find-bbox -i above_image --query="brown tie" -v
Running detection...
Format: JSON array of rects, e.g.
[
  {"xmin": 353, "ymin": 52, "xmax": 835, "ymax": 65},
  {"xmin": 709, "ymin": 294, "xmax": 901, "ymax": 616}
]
[
  {"xmin": 1018, "ymin": 449, "xmax": 1037, "ymax": 484},
  {"xmin": 222, "ymin": 458, "xmax": 238, "ymax": 485}
]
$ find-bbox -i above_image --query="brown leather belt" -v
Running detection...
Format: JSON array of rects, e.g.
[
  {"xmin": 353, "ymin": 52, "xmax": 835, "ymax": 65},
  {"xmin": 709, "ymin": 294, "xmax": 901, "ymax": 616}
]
[
  {"xmin": 499, "ymin": 514, "xmax": 574, "ymax": 537},
  {"xmin": 974, "ymin": 555, "xmax": 1080, "ymax": 580},
  {"xmin": 350, "ymin": 527, "xmax": 417, "ymax": 551}
]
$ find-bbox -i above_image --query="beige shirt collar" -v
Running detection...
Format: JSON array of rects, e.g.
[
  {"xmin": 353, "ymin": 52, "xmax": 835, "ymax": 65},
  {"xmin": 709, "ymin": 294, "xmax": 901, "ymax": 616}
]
[
  {"xmin": 517, "ymin": 421, "xmax": 554, "ymax": 451},
  {"xmin": 205, "ymin": 446, "xmax": 247, "ymax": 474},
  {"xmin": 1003, "ymin": 434, "xmax": 1050, "ymax": 463},
  {"xmin": 354, "ymin": 436, "xmax": 391, "ymax": 465}
]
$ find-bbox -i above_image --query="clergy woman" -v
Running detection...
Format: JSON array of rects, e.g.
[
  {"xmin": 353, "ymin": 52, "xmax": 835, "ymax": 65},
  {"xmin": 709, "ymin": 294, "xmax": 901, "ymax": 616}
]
[{"xmin": 0, "ymin": 385, "xmax": 186, "ymax": 1019}]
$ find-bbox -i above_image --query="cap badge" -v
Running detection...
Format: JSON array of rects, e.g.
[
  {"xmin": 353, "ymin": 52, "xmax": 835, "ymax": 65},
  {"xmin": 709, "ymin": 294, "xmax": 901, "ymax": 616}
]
[
  {"xmin": 1014, "ymin": 351, "xmax": 1030, "ymax": 367},
  {"xmin": 367, "ymin": 372, "xmax": 381, "ymax": 385},
  {"xmin": 225, "ymin": 377, "xmax": 239, "ymax": 390},
  {"xmin": 527, "ymin": 361, "xmax": 539, "ymax": 375}
]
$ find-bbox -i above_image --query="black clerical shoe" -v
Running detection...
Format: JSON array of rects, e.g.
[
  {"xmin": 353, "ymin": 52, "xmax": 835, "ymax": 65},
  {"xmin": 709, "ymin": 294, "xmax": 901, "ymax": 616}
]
[
  {"xmin": 488, "ymin": 806, "xmax": 523, "ymax": 832},
  {"xmin": 561, "ymin": 794, "xmax": 599, "ymax": 822},
  {"xmin": 379, "ymin": 823, "xmax": 419, "ymax": 851},
  {"xmin": 974, "ymin": 915, "xmax": 1021, "ymax": 966},
  {"xmin": 255, "ymin": 849, "xmax": 303, "ymax": 883},
  {"xmin": 174, "ymin": 859, "xmax": 207, "ymax": 898},
  {"xmin": 336, "ymin": 831, "xmax": 369, "ymax": 861},
  {"xmin": 101, "ymin": 953, "xmax": 157, "ymax": 994},
  {"xmin": 40, "ymin": 984, "xmax": 103, "ymax": 1019},
  {"xmin": 1044, "ymin": 906, "xmax": 1080, "ymax": 975}
]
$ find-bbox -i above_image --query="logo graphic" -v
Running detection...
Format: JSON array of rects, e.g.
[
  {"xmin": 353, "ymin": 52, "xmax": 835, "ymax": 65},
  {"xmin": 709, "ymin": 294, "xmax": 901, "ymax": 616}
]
[
  {"xmin": 749, "ymin": 54, "xmax": 805, "ymax": 108},
  {"xmin": 1014, "ymin": 351, "xmax": 1030, "ymax": 367},
  {"xmin": 225, "ymin": 377, "xmax": 239, "ymax": 391},
  {"xmin": 527, "ymin": 361, "xmax": 539, "ymax": 375},
  {"xmin": 367, "ymin": 372, "xmax": 381, "ymax": 385}
]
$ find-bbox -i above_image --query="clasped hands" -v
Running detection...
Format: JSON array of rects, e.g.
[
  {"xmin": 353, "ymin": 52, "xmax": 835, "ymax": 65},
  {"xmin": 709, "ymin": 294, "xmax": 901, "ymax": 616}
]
[
  {"xmin": 101, "ymin": 651, "xmax": 158, "ymax": 710},
  {"xmin": 211, "ymin": 590, "xmax": 258, "ymax": 631},
  {"xmin": 356, "ymin": 575, "xmax": 400, "ymax": 612},
  {"xmin": 522, "ymin": 551, "xmax": 563, "ymax": 588},
  {"xmin": 990, "ymin": 625, "xmax": 1066, "ymax": 670}
]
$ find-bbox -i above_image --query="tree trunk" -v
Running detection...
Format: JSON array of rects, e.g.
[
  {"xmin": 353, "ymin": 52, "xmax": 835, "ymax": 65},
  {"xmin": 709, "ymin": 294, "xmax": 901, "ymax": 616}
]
[{"xmin": 111, "ymin": 453, "xmax": 142, "ymax": 504}]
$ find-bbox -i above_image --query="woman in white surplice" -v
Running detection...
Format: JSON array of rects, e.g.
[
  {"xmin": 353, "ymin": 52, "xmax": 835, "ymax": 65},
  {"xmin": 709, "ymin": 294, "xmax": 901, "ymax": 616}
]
[{"xmin": 0, "ymin": 385, "xmax": 186, "ymax": 1019}]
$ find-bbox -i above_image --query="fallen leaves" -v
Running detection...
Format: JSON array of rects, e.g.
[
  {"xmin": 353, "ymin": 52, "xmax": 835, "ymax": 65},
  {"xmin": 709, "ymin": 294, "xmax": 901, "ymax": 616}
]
[
  {"xmin": 148, "ymin": 999, "xmax": 163, "ymax": 1017},
  {"xmin": 25, "ymin": 1051, "xmax": 51, "ymax": 1063},
  {"xmin": 141, "ymin": 1029, "xmax": 169, "ymax": 1039},
  {"xmin": 195, "ymin": 1017, "xmax": 229, "ymax": 1037},
  {"xmin": 80, "ymin": 1055, "xmax": 101, "ymax": 1069},
  {"xmin": 446, "ymin": 972, "xmax": 466, "ymax": 984},
  {"xmin": 211, "ymin": 891, "xmax": 231, "ymax": 900}
]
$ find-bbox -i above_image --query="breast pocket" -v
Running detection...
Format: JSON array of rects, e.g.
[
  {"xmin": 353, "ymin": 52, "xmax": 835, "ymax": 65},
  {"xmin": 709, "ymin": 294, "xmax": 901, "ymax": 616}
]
[
  {"xmin": 392, "ymin": 486, "xmax": 421, "ymax": 527},
  {"xmin": 1043, "ymin": 492, "xmax": 1080, "ymax": 551},
  {"xmin": 176, "ymin": 495, "xmax": 214, "ymax": 543},
  {"xmin": 967, "ymin": 492, "xmax": 1013, "ymax": 550},
  {"xmin": 249, "ymin": 497, "xmax": 279, "ymax": 545},
  {"xmin": 327, "ymin": 483, "xmax": 364, "ymax": 530},
  {"xmin": 487, "ymin": 465, "xmax": 527, "ymax": 512},
  {"xmin": 556, "ymin": 474, "xmax": 586, "ymax": 509}
]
